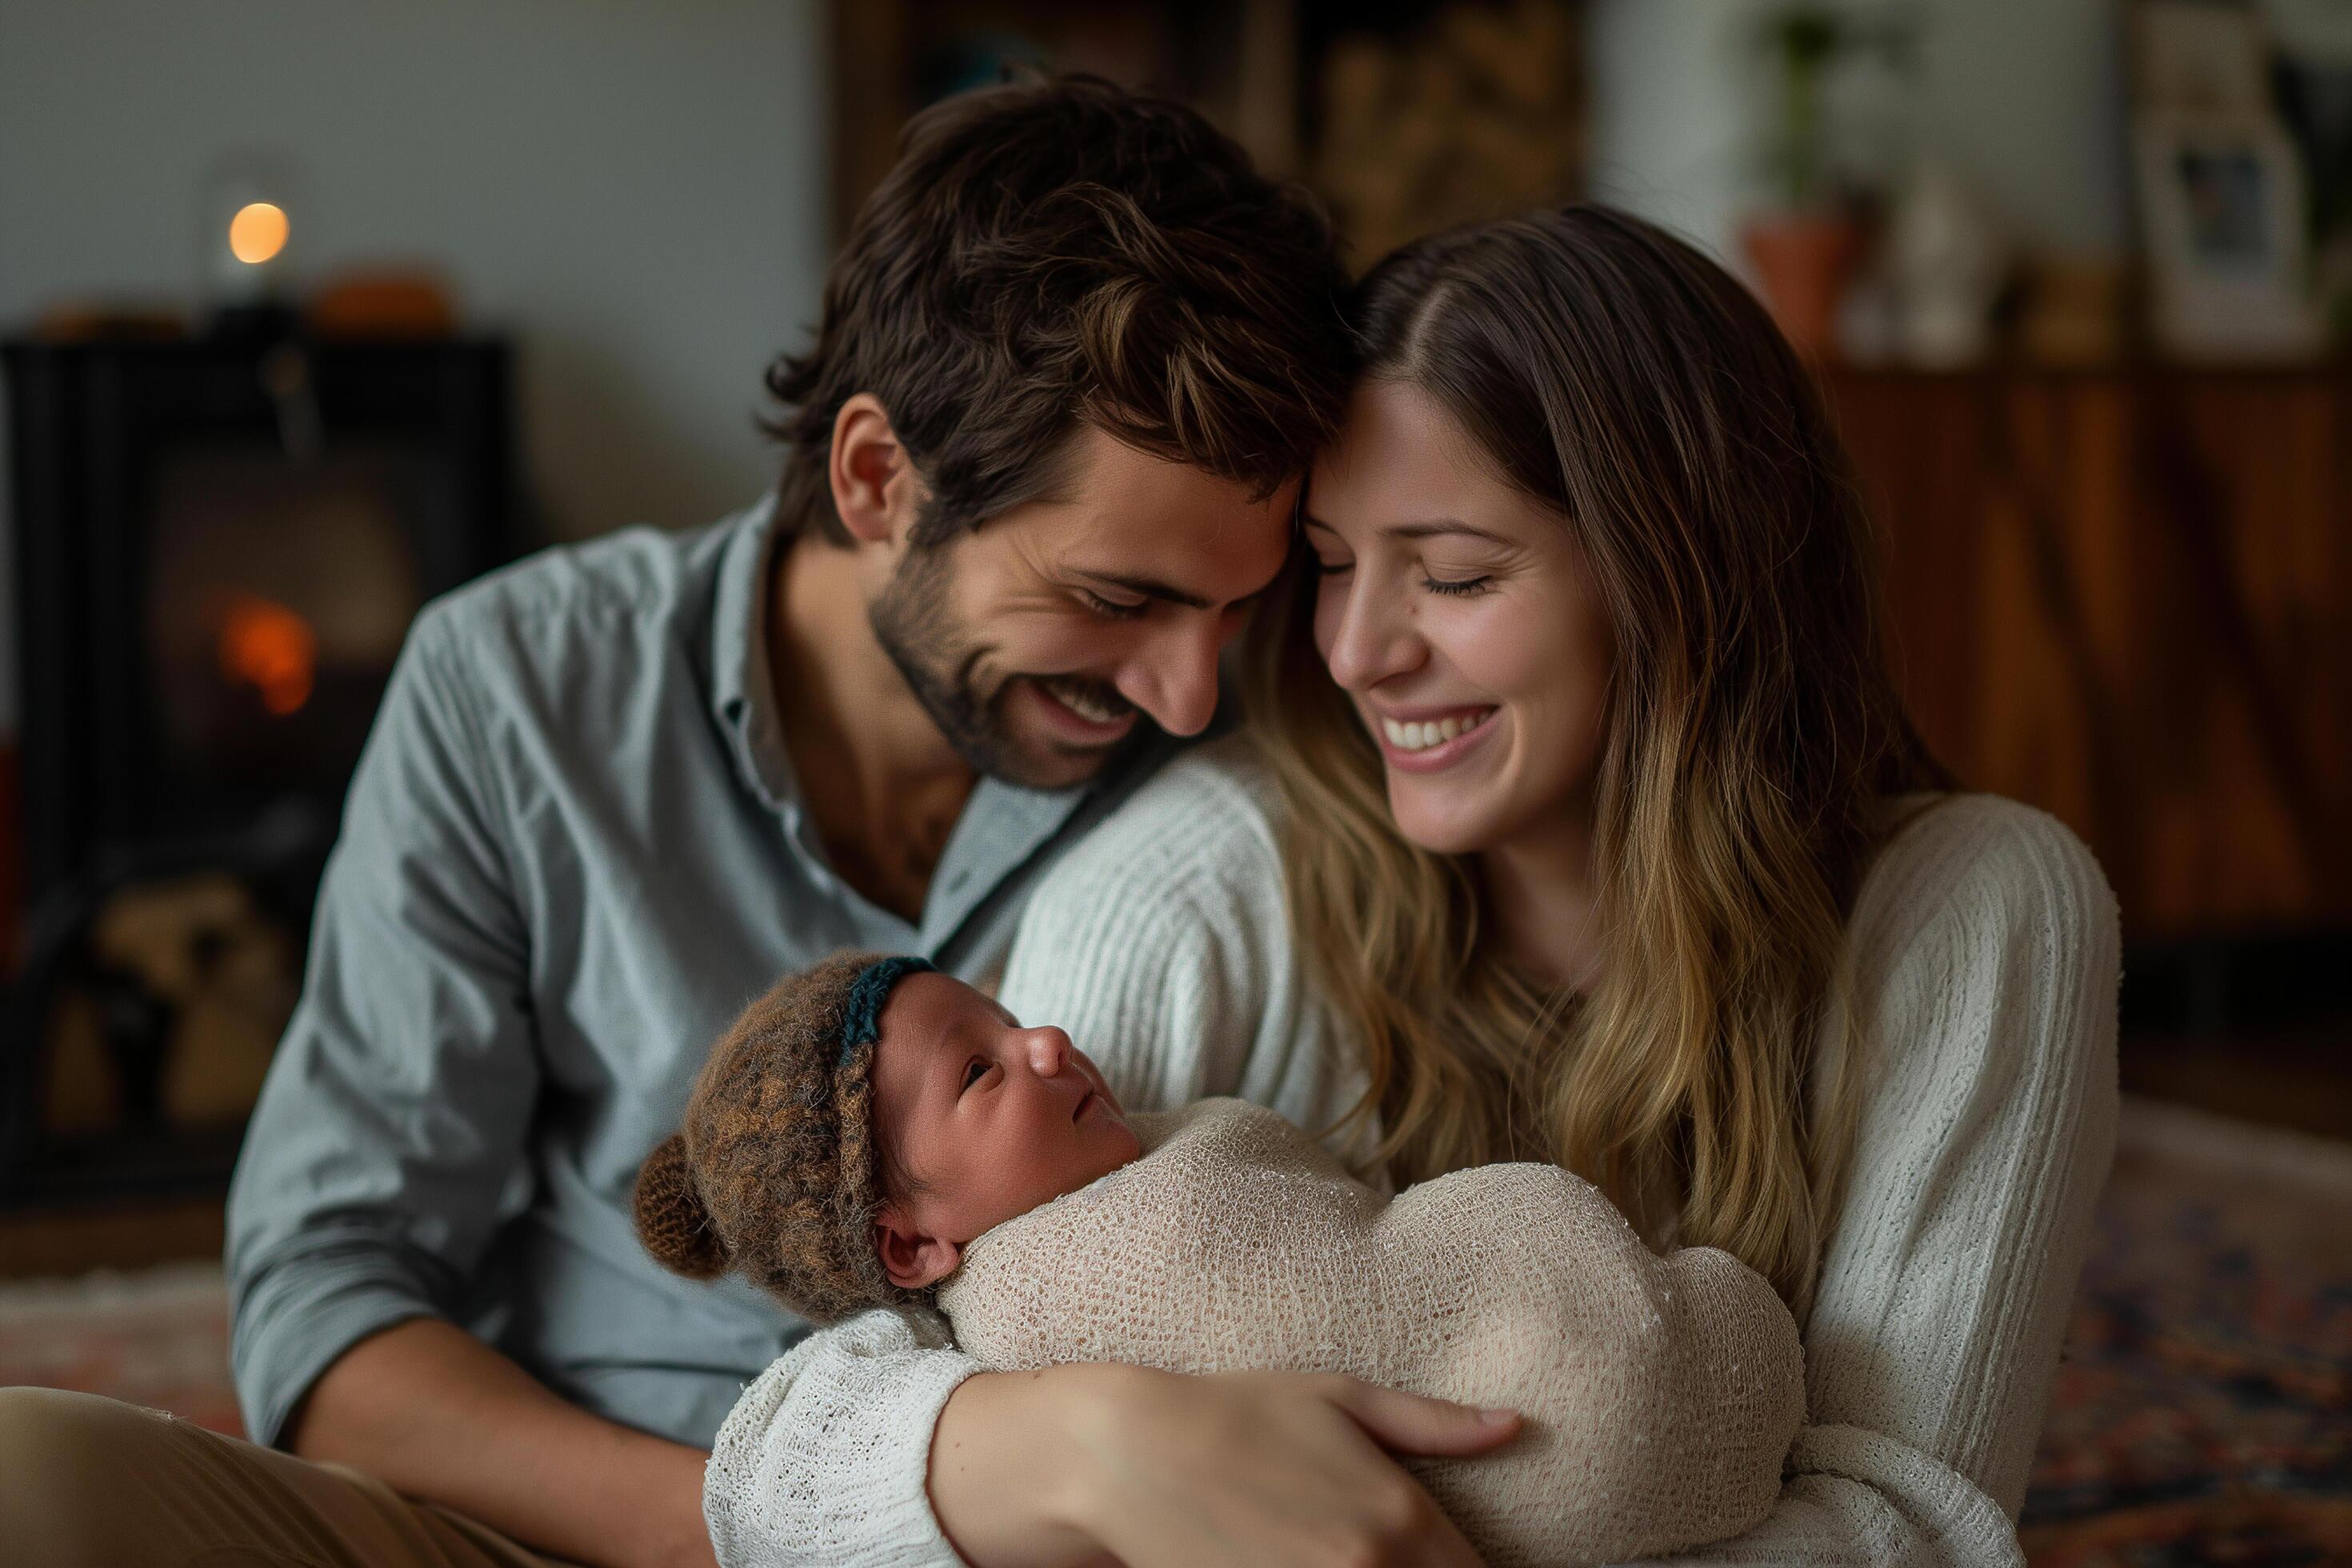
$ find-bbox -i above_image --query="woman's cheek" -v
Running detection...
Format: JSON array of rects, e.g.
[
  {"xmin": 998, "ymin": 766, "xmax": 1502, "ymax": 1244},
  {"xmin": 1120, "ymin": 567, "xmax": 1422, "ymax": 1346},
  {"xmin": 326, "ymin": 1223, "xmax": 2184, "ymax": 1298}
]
[{"xmin": 1442, "ymin": 590, "xmax": 1553, "ymax": 696}]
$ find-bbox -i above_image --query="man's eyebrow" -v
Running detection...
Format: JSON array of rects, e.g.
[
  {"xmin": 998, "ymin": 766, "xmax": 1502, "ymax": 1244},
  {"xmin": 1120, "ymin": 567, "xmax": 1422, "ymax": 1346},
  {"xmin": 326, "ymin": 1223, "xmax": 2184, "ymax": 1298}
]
[
  {"xmin": 1299, "ymin": 513, "xmax": 1513, "ymax": 546},
  {"xmin": 1074, "ymin": 570, "xmax": 1214, "ymax": 610}
]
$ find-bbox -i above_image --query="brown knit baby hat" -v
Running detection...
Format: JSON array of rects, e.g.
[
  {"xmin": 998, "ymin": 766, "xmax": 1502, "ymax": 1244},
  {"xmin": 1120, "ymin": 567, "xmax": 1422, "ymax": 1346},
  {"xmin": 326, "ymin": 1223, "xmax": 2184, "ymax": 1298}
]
[{"xmin": 633, "ymin": 950, "xmax": 934, "ymax": 1325}]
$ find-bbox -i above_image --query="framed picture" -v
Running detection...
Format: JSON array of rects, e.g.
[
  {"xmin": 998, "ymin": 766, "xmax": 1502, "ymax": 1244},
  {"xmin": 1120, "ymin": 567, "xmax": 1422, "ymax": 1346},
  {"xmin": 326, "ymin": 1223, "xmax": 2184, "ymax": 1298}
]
[
  {"xmin": 2134, "ymin": 114, "xmax": 2326, "ymax": 360},
  {"xmin": 2130, "ymin": 1, "xmax": 2273, "ymax": 114}
]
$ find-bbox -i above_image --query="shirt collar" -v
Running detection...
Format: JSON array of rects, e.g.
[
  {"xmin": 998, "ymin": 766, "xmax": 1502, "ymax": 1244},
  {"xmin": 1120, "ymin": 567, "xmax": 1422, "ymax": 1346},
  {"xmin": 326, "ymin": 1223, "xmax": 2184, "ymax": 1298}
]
[{"xmin": 708, "ymin": 494, "xmax": 800, "ymax": 817}]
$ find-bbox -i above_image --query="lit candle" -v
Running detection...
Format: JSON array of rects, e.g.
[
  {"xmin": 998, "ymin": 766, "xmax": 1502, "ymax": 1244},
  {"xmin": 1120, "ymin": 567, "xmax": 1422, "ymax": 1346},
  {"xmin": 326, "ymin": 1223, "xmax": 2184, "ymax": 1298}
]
[
  {"xmin": 228, "ymin": 202, "xmax": 290, "ymax": 267},
  {"xmin": 202, "ymin": 156, "xmax": 300, "ymax": 312}
]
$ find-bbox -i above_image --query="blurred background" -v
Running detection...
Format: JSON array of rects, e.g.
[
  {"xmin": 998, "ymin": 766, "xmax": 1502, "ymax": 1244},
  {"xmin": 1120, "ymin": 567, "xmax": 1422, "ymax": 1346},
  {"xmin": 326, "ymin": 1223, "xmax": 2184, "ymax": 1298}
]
[{"xmin": 1, "ymin": 2, "xmax": 2346, "ymax": 1562}]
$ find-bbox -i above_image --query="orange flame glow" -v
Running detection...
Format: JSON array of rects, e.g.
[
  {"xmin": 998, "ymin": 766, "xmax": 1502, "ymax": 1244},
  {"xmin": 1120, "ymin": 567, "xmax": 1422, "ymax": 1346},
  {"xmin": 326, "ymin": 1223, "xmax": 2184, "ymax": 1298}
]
[
  {"xmin": 228, "ymin": 202, "xmax": 289, "ymax": 266},
  {"xmin": 218, "ymin": 594, "xmax": 316, "ymax": 716}
]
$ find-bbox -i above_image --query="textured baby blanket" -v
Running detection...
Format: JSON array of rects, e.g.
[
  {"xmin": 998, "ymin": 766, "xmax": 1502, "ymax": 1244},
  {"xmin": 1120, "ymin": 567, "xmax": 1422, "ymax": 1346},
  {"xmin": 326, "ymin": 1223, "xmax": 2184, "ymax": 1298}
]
[{"xmin": 940, "ymin": 1098, "xmax": 1805, "ymax": 1568}]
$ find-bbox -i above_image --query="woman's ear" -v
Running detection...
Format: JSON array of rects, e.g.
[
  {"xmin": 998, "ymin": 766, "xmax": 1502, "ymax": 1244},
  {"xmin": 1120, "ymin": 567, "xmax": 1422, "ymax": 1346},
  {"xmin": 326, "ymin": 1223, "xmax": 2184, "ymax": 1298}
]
[
  {"xmin": 829, "ymin": 393, "xmax": 926, "ymax": 547},
  {"xmin": 874, "ymin": 1204, "xmax": 962, "ymax": 1289}
]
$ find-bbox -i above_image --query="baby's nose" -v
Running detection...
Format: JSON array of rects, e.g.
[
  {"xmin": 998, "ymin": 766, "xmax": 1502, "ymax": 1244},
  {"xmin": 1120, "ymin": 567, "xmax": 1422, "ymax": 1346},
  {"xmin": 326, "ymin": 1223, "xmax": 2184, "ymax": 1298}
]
[{"xmin": 1023, "ymin": 1026, "xmax": 1073, "ymax": 1077}]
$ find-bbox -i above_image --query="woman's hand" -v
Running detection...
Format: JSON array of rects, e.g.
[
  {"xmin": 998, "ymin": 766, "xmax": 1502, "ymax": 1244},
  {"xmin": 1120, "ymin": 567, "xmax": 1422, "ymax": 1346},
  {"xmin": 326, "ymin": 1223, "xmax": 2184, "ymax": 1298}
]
[{"xmin": 931, "ymin": 1365, "xmax": 1520, "ymax": 1568}]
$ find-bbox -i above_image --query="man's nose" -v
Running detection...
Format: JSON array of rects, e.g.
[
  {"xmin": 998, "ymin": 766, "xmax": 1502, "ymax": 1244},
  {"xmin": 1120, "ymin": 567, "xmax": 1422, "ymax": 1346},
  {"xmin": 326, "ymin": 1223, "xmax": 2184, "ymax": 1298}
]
[
  {"xmin": 1022, "ymin": 1026, "xmax": 1074, "ymax": 1078},
  {"xmin": 1115, "ymin": 616, "xmax": 1223, "ymax": 738}
]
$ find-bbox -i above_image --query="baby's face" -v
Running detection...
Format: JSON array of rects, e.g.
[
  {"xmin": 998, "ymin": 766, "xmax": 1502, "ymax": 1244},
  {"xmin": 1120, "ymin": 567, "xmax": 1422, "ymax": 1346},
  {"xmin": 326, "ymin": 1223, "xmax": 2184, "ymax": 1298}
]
[{"xmin": 870, "ymin": 972, "xmax": 1141, "ymax": 1282}]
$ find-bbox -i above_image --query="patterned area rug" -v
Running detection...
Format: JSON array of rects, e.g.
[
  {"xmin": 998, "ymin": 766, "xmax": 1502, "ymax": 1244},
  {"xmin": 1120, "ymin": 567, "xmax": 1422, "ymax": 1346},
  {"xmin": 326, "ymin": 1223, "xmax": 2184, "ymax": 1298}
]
[
  {"xmin": 3, "ymin": 1098, "xmax": 2347, "ymax": 1565},
  {"xmin": 2021, "ymin": 1099, "xmax": 2352, "ymax": 1567},
  {"xmin": 0, "ymin": 1260, "xmax": 242, "ymax": 1436}
]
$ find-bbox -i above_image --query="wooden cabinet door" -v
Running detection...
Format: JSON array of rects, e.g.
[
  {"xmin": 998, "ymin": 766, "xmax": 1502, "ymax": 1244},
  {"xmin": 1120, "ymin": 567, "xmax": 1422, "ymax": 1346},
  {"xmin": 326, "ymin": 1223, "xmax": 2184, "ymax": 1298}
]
[{"xmin": 1829, "ymin": 368, "xmax": 2352, "ymax": 938}]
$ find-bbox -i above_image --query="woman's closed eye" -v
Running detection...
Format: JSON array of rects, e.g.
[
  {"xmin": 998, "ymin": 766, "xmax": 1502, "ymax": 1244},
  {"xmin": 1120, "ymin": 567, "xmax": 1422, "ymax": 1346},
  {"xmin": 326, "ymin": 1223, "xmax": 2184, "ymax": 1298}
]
[{"xmin": 1422, "ymin": 573, "xmax": 1494, "ymax": 597}]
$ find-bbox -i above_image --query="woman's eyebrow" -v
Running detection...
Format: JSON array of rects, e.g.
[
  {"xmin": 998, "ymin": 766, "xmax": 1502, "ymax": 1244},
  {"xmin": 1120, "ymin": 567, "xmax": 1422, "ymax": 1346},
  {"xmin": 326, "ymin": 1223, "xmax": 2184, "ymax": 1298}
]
[
  {"xmin": 1385, "ymin": 518, "xmax": 1512, "ymax": 545},
  {"xmin": 1301, "ymin": 512, "xmax": 1510, "ymax": 546}
]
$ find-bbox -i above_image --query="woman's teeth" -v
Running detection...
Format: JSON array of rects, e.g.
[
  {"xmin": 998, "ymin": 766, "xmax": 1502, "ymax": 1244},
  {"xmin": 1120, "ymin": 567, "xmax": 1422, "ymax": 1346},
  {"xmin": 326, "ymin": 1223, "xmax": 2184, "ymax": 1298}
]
[{"xmin": 1382, "ymin": 710, "xmax": 1492, "ymax": 752}]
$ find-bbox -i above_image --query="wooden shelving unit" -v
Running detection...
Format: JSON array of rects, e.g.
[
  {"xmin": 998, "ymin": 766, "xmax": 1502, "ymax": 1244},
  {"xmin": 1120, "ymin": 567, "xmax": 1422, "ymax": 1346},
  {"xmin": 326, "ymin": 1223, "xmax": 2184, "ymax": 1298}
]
[
  {"xmin": 823, "ymin": 0, "xmax": 1586, "ymax": 262},
  {"xmin": 826, "ymin": 0, "xmax": 1303, "ymax": 239}
]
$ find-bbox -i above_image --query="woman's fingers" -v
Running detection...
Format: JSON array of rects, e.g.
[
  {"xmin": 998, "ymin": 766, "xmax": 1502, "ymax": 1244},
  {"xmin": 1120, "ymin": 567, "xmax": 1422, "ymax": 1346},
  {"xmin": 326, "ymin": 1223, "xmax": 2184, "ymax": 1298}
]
[
  {"xmin": 1066, "ymin": 1367, "xmax": 1499, "ymax": 1568},
  {"xmin": 1322, "ymin": 1375, "xmax": 1524, "ymax": 1458}
]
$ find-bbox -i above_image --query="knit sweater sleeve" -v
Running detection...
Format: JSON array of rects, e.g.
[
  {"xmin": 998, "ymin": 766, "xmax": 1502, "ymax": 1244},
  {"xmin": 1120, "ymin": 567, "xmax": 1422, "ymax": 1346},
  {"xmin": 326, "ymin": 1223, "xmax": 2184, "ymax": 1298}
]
[
  {"xmin": 1636, "ymin": 795, "xmax": 2121, "ymax": 1567},
  {"xmin": 702, "ymin": 1308, "xmax": 977, "ymax": 1568},
  {"xmin": 700, "ymin": 734, "xmax": 1354, "ymax": 1567}
]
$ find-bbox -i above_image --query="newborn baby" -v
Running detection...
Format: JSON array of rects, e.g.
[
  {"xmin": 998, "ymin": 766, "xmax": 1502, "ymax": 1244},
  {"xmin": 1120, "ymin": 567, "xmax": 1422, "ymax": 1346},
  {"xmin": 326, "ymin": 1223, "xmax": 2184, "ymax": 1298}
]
[{"xmin": 636, "ymin": 953, "xmax": 1805, "ymax": 1568}]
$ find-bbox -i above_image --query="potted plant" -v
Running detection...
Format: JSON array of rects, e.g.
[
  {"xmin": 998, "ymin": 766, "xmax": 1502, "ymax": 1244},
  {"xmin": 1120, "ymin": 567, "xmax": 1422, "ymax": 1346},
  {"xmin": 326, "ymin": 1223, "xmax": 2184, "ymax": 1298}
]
[{"xmin": 1741, "ymin": 6, "xmax": 1903, "ymax": 357}]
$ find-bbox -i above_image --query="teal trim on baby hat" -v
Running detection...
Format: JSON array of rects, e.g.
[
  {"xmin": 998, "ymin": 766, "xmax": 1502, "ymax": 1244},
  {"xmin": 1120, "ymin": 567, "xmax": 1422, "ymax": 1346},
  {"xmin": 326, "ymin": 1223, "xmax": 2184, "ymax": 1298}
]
[{"xmin": 837, "ymin": 955, "xmax": 936, "ymax": 1066}]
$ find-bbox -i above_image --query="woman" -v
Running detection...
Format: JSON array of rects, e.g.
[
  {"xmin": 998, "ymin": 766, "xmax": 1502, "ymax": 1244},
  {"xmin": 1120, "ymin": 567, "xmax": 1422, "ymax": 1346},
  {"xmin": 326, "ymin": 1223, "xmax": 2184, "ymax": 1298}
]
[{"xmin": 725, "ymin": 207, "xmax": 2119, "ymax": 1568}]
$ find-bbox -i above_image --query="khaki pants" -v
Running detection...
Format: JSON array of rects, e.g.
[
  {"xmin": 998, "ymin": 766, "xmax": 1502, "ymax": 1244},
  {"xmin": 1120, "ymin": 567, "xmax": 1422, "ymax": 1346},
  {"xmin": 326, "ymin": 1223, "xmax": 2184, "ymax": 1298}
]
[{"xmin": 0, "ymin": 1386, "xmax": 574, "ymax": 1568}]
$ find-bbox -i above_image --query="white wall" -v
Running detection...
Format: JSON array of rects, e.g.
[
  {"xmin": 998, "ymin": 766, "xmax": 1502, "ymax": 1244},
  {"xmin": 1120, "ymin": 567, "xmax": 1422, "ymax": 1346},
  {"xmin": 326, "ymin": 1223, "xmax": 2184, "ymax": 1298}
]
[
  {"xmin": 0, "ymin": 0, "xmax": 830, "ymax": 736},
  {"xmin": 1587, "ymin": 0, "xmax": 2132, "ymax": 266}
]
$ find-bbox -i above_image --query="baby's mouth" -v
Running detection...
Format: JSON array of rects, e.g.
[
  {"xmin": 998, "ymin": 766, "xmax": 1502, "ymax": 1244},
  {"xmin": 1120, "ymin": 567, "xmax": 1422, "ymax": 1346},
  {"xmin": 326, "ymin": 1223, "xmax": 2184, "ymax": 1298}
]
[{"xmin": 1071, "ymin": 1089, "xmax": 1096, "ymax": 1123}]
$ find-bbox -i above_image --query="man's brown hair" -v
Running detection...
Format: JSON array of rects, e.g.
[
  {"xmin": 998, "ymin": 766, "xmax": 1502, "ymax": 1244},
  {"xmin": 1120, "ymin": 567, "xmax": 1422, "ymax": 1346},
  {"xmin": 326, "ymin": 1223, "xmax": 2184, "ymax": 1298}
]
[{"xmin": 766, "ymin": 76, "xmax": 1350, "ymax": 546}]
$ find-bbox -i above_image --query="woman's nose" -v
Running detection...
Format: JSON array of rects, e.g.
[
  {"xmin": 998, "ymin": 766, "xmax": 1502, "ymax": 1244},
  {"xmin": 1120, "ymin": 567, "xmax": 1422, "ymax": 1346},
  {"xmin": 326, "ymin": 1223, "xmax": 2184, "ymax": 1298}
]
[
  {"xmin": 1022, "ymin": 1026, "xmax": 1073, "ymax": 1078},
  {"xmin": 1320, "ymin": 573, "xmax": 1422, "ymax": 692}
]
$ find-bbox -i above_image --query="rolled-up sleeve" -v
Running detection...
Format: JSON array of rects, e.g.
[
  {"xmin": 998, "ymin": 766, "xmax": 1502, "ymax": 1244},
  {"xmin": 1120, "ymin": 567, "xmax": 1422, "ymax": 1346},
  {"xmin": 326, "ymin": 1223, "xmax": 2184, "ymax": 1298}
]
[{"xmin": 225, "ymin": 602, "xmax": 538, "ymax": 1448}]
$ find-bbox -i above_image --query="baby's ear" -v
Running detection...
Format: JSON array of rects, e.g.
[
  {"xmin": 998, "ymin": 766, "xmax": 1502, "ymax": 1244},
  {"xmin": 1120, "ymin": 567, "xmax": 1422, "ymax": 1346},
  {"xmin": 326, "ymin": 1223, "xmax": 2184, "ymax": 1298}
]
[{"xmin": 874, "ymin": 1206, "xmax": 962, "ymax": 1289}]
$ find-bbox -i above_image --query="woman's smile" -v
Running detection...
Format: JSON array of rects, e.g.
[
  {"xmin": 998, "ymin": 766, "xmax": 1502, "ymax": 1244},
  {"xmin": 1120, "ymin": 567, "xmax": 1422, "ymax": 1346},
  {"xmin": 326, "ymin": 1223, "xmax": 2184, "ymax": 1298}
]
[{"xmin": 1369, "ymin": 703, "xmax": 1500, "ymax": 771}]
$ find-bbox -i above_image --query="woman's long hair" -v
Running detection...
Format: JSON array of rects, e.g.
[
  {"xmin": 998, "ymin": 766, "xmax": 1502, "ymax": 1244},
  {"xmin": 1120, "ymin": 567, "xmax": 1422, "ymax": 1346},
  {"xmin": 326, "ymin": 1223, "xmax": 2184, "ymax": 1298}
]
[{"xmin": 1246, "ymin": 207, "xmax": 1949, "ymax": 1310}]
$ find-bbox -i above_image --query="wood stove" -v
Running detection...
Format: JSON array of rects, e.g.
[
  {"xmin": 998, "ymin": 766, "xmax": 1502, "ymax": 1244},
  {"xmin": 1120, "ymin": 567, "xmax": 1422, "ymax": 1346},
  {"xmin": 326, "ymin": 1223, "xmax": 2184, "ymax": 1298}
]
[{"xmin": 2, "ymin": 334, "xmax": 515, "ymax": 1204}]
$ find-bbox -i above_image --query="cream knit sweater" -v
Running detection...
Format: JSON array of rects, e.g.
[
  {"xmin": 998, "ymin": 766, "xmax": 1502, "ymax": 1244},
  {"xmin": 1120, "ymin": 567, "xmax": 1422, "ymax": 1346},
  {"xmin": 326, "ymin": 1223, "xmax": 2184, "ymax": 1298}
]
[{"xmin": 703, "ymin": 734, "xmax": 2121, "ymax": 1568}]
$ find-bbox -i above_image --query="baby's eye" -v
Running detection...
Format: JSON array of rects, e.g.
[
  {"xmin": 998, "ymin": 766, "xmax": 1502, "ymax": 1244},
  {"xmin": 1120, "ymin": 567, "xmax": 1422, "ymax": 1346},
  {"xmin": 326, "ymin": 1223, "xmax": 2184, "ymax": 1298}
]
[{"xmin": 960, "ymin": 1058, "xmax": 990, "ymax": 1092}]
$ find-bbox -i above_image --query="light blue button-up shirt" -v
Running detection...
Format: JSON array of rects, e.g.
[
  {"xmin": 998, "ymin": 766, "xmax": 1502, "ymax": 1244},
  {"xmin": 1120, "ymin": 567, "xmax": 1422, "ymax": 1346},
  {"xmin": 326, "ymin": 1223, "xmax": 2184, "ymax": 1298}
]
[{"xmin": 224, "ymin": 500, "xmax": 1181, "ymax": 1449}]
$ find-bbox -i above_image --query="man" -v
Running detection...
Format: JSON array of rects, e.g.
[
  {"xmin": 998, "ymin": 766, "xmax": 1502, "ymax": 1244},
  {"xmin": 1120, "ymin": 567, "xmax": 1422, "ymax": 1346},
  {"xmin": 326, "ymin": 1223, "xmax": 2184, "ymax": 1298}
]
[{"xmin": 0, "ymin": 76, "xmax": 1350, "ymax": 1566}]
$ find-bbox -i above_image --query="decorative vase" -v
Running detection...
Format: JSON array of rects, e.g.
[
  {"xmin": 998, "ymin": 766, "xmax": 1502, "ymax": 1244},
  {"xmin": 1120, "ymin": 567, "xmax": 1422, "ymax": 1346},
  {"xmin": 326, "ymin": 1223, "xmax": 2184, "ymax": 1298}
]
[
  {"xmin": 1740, "ymin": 214, "xmax": 1869, "ymax": 359},
  {"xmin": 1886, "ymin": 165, "xmax": 2009, "ymax": 369}
]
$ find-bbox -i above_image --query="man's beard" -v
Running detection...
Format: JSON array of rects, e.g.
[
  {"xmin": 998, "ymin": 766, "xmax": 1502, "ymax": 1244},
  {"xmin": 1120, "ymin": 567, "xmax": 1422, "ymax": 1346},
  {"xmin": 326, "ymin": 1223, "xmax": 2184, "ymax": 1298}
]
[{"xmin": 868, "ymin": 543, "xmax": 1138, "ymax": 790}]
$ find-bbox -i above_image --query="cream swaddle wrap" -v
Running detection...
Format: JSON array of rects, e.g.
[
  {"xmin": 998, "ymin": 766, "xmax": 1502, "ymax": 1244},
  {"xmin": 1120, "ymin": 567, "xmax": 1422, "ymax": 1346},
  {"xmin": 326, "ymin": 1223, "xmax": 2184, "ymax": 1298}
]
[{"xmin": 940, "ymin": 1098, "xmax": 1805, "ymax": 1568}]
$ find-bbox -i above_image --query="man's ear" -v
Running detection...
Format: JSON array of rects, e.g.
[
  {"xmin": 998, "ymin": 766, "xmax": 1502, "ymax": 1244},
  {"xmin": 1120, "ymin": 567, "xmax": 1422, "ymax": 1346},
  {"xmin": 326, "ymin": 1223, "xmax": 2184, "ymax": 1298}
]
[
  {"xmin": 829, "ymin": 393, "xmax": 926, "ymax": 548},
  {"xmin": 874, "ymin": 1203, "xmax": 963, "ymax": 1290}
]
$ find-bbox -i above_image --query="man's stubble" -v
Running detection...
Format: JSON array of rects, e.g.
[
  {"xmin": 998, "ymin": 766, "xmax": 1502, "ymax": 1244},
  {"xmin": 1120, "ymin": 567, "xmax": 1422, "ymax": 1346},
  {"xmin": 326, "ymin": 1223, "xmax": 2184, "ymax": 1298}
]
[{"xmin": 868, "ymin": 541, "xmax": 1135, "ymax": 791}]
